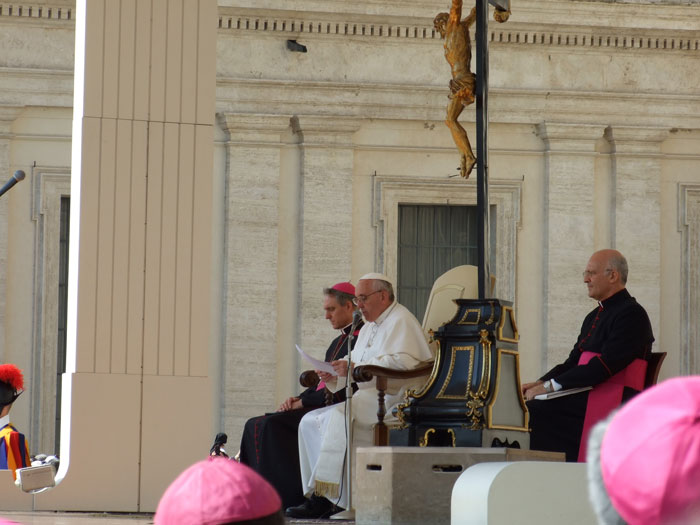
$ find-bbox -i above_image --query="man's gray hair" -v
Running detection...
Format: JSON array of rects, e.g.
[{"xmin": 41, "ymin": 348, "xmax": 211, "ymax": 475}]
[
  {"xmin": 370, "ymin": 279, "xmax": 395, "ymax": 302},
  {"xmin": 607, "ymin": 253, "xmax": 629, "ymax": 285},
  {"xmin": 587, "ymin": 412, "xmax": 626, "ymax": 525},
  {"xmin": 323, "ymin": 287, "xmax": 355, "ymax": 307}
]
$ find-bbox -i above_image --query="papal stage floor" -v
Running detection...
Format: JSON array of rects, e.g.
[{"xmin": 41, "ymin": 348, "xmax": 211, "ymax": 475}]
[{"xmin": 0, "ymin": 512, "xmax": 348, "ymax": 524}]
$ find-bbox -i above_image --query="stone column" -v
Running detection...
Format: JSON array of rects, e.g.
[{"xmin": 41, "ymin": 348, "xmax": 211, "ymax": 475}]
[
  {"xmin": 35, "ymin": 0, "xmax": 217, "ymax": 512},
  {"xmin": 536, "ymin": 123, "xmax": 603, "ymax": 369},
  {"xmin": 294, "ymin": 116, "xmax": 362, "ymax": 360},
  {"xmin": 0, "ymin": 107, "xmax": 22, "ymax": 364},
  {"xmin": 217, "ymin": 113, "xmax": 292, "ymax": 438},
  {"xmin": 679, "ymin": 184, "xmax": 700, "ymax": 375},
  {"xmin": 605, "ymin": 126, "xmax": 668, "ymax": 339}
]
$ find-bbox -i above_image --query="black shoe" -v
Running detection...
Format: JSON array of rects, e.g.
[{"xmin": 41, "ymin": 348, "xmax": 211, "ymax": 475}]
[{"xmin": 285, "ymin": 495, "xmax": 338, "ymax": 519}]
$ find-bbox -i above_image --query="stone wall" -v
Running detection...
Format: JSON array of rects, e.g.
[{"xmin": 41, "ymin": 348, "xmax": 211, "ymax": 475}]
[
  {"xmin": 215, "ymin": 0, "xmax": 700, "ymax": 442},
  {"xmin": 0, "ymin": 0, "xmax": 698, "ymax": 451}
]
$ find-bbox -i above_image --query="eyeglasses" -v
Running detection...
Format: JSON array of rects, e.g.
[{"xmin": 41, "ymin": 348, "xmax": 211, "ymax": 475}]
[
  {"xmin": 353, "ymin": 290, "xmax": 381, "ymax": 306},
  {"xmin": 582, "ymin": 268, "xmax": 613, "ymax": 279}
]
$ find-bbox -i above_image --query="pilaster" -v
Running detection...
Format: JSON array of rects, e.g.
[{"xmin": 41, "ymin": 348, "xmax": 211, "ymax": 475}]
[
  {"xmin": 217, "ymin": 113, "xmax": 291, "ymax": 437},
  {"xmin": 294, "ymin": 115, "xmax": 362, "ymax": 359},
  {"xmin": 678, "ymin": 184, "xmax": 700, "ymax": 375},
  {"xmin": 0, "ymin": 106, "xmax": 23, "ymax": 363},
  {"xmin": 605, "ymin": 125, "xmax": 668, "ymax": 340},
  {"xmin": 536, "ymin": 122, "xmax": 603, "ymax": 368}
]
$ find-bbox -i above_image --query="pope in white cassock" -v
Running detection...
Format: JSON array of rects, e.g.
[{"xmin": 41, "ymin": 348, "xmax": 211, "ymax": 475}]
[{"xmin": 285, "ymin": 273, "xmax": 434, "ymax": 519}]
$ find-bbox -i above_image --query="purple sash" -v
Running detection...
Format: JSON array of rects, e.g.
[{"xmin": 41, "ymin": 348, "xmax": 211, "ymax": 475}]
[{"xmin": 577, "ymin": 351, "xmax": 647, "ymax": 462}]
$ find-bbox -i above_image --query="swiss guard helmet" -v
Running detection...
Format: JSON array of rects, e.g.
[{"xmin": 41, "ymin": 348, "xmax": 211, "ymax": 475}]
[{"xmin": 0, "ymin": 364, "xmax": 24, "ymax": 408}]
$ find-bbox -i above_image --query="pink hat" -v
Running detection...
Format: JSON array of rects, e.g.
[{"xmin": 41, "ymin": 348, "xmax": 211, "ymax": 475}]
[
  {"xmin": 600, "ymin": 376, "xmax": 700, "ymax": 525},
  {"xmin": 155, "ymin": 457, "xmax": 282, "ymax": 524},
  {"xmin": 331, "ymin": 282, "xmax": 355, "ymax": 296}
]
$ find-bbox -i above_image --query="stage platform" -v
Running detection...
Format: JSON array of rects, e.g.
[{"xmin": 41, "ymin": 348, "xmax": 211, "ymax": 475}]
[{"xmin": 0, "ymin": 512, "xmax": 352, "ymax": 524}]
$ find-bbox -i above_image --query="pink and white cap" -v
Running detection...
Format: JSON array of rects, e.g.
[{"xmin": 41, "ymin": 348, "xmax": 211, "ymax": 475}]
[
  {"xmin": 600, "ymin": 376, "xmax": 700, "ymax": 525},
  {"xmin": 154, "ymin": 457, "xmax": 282, "ymax": 524},
  {"xmin": 331, "ymin": 282, "xmax": 356, "ymax": 296}
]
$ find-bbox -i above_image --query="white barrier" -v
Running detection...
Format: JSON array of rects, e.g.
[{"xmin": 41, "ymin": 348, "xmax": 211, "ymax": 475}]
[{"xmin": 451, "ymin": 461, "xmax": 598, "ymax": 525}]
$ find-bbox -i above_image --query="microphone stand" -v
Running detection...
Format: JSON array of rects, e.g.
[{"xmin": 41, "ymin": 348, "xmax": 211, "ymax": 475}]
[{"xmin": 331, "ymin": 313, "xmax": 359, "ymax": 520}]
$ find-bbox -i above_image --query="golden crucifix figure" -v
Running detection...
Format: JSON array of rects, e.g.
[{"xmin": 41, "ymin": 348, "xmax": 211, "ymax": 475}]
[{"xmin": 434, "ymin": 1, "xmax": 510, "ymax": 178}]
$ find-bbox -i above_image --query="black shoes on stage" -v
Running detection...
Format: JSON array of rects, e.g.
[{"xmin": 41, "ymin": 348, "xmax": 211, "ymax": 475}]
[{"xmin": 285, "ymin": 495, "xmax": 341, "ymax": 519}]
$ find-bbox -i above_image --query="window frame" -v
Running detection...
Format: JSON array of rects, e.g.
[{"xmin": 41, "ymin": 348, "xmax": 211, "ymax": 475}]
[
  {"xmin": 30, "ymin": 167, "xmax": 71, "ymax": 455},
  {"xmin": 372, "ymin": 175, "xmax": 521, "ymax": 304},
  {"xmin": 397, "ymin": 203, "xmax": 480, "ymax": 321}
]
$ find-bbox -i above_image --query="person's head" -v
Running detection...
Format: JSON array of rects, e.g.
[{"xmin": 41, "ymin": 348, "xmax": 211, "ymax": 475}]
[
  {"xmin": 355, "ymin": 273, "xmax": 395, "ymax": 323},
  {"xmin": 433, "ymin": 13, "xmax": 449, "ymax": 37},
  {"xmin": 322, "ymin": 282, "xmax": 356, "ymax": 329},
  {"xmin": 0, "ymin": 364, "xmax": 24, "ymax": 418},
  {"xmin": 155, "ymin": 457, "xmax": 285, "ymax": 525},
  {"xmin": 583, "ymin": 249, "xmax": 628, "ymax": 301},
  {"xmin": 587, "ymin": 377, "xmax": 700, "ymax": 525}
]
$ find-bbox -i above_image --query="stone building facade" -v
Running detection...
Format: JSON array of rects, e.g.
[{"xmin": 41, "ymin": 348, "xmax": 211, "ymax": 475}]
[{"xmin": 0, "ymin": 0, "xmax": 699, "ymax": 482}]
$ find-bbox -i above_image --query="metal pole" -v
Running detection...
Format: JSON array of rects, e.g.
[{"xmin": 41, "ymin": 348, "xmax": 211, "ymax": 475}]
[
  {"xmin": 331, "ymin": 333, "xmax": 355, "ymax": 519},
  {"xmin": 475, "ymin": 0, "xmax": 491, "ymax": 299},
  {"xmin": 344, "ymin": 335, "xmax": 353, "ymax": 511}
]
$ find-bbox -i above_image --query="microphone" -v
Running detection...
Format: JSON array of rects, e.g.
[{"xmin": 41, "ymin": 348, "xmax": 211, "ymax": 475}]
[
  {"xmin": 351, "ymin": 309, "xmax": 362, "ymax": 330},
  {"xmin": 209, "ymin": 432, "xmax": 229, "ymax": 457},
  {"xmin": 0, "ymin": 170, "xmax": 26, "ymax": 198}
]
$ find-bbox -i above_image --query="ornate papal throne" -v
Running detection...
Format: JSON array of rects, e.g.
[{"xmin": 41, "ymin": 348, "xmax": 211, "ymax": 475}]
[
  {"xmin": 389, "ymin": 298, "xmax": 529, "ymax": 449},
  {"xmin": 349, "ymin": 266, "xmax": 530, "ymax": 450}
]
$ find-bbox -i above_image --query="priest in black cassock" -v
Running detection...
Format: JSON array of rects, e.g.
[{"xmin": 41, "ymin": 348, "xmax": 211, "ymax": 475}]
[
  {"xmin": 238, "ymin": 282, "xmax": 363, "ymax": 508},
  {"xmin": 523, "ymin": 249, "xmax": 654, "ymax": 462}
]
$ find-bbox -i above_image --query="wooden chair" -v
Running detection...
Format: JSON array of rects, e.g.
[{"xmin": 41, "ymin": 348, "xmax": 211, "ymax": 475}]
[
  {"xmin": 351, "ymin": 363, "xmax": 434, "ymax": 445},
  {"xmin": 644, "ymin": 351, "xmax": 666, "ymax": 389},
  {"xmin": 577, "ymin": 350, "xmax": 667, "ymax": 461},
  {"xmin": 299, "ymin": 370, "xmax": 335, "ymax": 406}
]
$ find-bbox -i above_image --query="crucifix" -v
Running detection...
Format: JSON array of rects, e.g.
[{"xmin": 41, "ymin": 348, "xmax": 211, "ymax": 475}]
[
  {"xmin": 390, "ymin": 2, "xmax": 528, "ymax": 451},
  {"xmin": 435, "ymin": 0, "xmax": 510, "ymax": 298}
]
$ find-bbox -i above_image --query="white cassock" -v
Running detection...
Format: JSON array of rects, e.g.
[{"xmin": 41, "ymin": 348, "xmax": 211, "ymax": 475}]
[{"xmin": 298, "ymin": 301, "xmax": 433, "ymax": 509}]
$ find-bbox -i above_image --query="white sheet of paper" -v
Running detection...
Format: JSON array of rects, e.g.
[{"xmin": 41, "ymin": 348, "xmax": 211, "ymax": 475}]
[
  {"xmin": 534, "ymin": 386, "xmax": 592, "ymax": 400},
  {"xmin": 296, "ymin": 344, "xmax": 337, "ymax": 376}
]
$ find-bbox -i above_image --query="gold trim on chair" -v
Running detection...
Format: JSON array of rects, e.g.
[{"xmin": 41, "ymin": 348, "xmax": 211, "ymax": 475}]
[
  {"xmin": 462, "ymin": 330, "xmax": 493, "ymax": 430},
  {"xmin": 397, "ymin": 343, "xmax": 443, "ymax": 427},
  {"xmin": 457, "ymin": 308, "xmax": 481, "ymax": 325},
  {"xmin": 436, "ymin": 345, "xmax": 475, "ymax": 400},
  {"xmin": 465, "ymin": 391, "xmax": 486, "ymax": 430},
  {"xmin": 497, "ymin": 305, "xmax": 519, "ymax": 343},
  {"xmin": 485, "ymin": 348, "xmax": 529, "ymax": 431},
  {"xmin": 406, "ymin": 341, "xmax": 442, "ymax": 400},
  {"xmin": 447, "ymin": 428, "xmax": 457, "ymax": 447},
  {"xmin": 476, "ymin": 329, "xmax": 492, "ymax": 398},
  {"xmin": 484, "ymin": 301, "xmax": 496, "ymax": 325},
  {"xmin": 419, "ymin": 428, "xmax": 436, "ymax": 447}
]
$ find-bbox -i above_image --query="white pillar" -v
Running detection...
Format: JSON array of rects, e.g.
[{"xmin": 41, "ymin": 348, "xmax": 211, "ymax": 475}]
[{"xmin": 33, "ymin": 0, "xmax": 218, "ymax": 512}]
